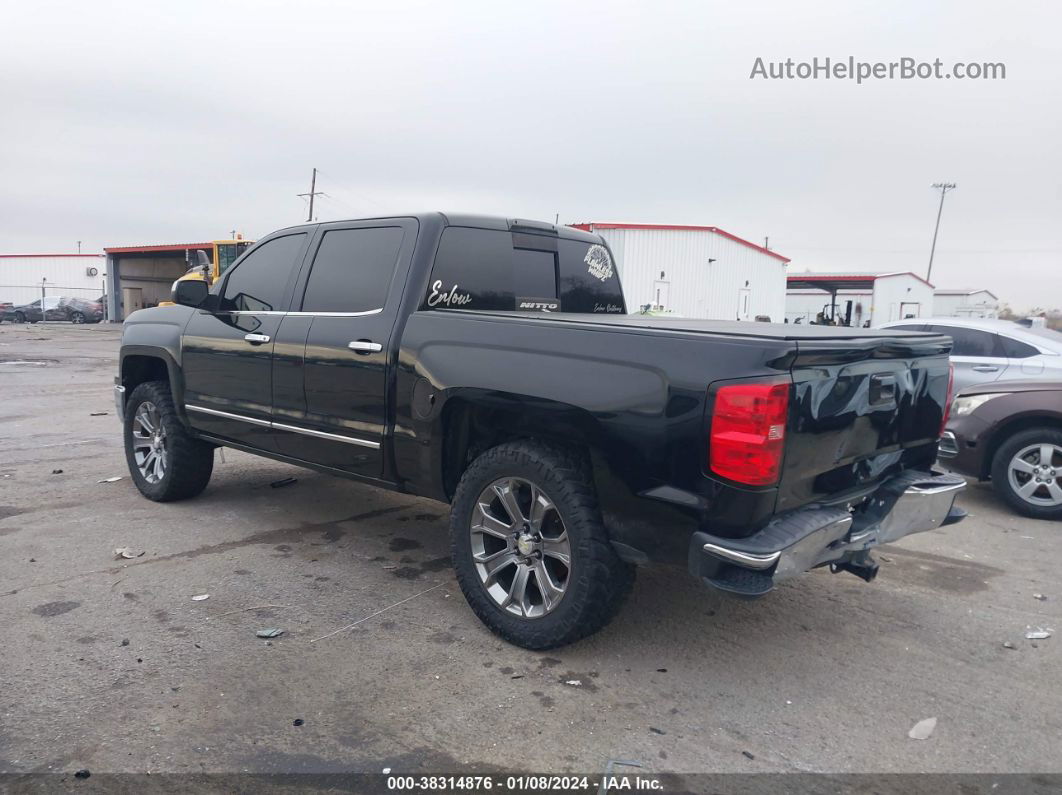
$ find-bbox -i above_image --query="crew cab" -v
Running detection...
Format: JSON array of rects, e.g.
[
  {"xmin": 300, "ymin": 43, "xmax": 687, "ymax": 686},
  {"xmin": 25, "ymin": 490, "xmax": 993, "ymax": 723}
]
[{"xmin": 116, "ymin": 213, "xmax": 966, "ymax": 649}]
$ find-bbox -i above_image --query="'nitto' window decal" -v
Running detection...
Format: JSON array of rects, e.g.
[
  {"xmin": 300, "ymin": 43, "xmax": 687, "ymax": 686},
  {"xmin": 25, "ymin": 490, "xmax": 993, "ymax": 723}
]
[
  {"xmin": 516, "ymin": 297, "xmax": 561, "ymax": 312},
  {"xmin": 584, "ymin": 245, "xmax": 614, "ymax": 282},
  {"xmin": 427, "ymin": 280, "xmax": 472, "ymax": 307}
]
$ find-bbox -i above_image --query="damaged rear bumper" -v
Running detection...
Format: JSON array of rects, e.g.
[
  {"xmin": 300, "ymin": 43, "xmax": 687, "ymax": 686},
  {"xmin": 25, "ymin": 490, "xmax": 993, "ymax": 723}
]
[{"xmin": 689, "ymin": 470, "xmax": 966, "ymax": 598}]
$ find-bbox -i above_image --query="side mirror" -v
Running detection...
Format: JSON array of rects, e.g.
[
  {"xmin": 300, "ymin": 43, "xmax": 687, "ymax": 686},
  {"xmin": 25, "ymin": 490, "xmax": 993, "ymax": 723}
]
[{"xmin": 173, "ymin": 279, "xmax": 209, "ymax": 308}]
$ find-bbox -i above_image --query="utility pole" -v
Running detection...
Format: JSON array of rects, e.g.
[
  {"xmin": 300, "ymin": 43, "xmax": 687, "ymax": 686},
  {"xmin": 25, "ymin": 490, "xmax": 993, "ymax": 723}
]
[
  {"xmin": 297, "ymin": 168, "xmax": 323, "ymax": 222},
  {"xmin": 764, "ymin": 236, "xmax": 769, "ymax": 250},
  {"xmin": 927, "ymin": 182, "xmax": 956, "ymax": 284},
  {"xmin": 77, "ymin": 240, "xmax": 81, "ymax": 253}
]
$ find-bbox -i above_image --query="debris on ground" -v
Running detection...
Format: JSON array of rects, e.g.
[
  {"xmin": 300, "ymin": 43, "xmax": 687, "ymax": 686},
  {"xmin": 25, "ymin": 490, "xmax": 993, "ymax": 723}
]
[
  {"xmin": 1003, "ymin": 641, "xmax": 1017, "ymax": 650},
  {"xmin": 270, "ymin": 477, "xmax": 297, "ymax": 489},
  {"xmin": 1034, "ymin": 594, "xmax": 1047, "ymax": 601},
  {"xmin": 908, "ymin": 717, "xmax": 937, "ymax": 740},
  {"xmin": 564, "ymin": 679, "xmax": 582, "ymax": 687},
  {"xmin": 51, "ymin": 469, "xmax": 63, "ymax": 474},
  {"xmin": 120, "ymin": 639, "xmax": 129, "ymax": 646},
  {"xmin": 742, "ymin": 751, "xmax": 755, "ymax": 760},
  {"xmin": 191, "ymin": 594, "xmax": 210, "ymax": 602},
  {"xmin": 656, "ymin": 668, "xmax": 667, "ymax": 672},
  {"xmin": 90, "ymin": 411, "xmax": 108, "ymax": 416},
  {"xmin": 292, "ymin": 718, "xmax": 304, "ymax": 726},
  {"xmin": 256, "ymin": 628, "xmax": 284, "ymax": 638},
  {"xmin": 1025, "ymin": 627, "xmax": 1053, "ymax": 640},
  {"xmin": 97, "ymin": 476, "xmax": 123, "ymax": 483},
  {"xmin": 113, "ymin": 547, "xmax": 144, "ymax": 560},
  {"xmin": 649, "ymin": 727, "xmax": 666, "ymax": 735},
  {"xmin": 74, "ymin": 769, "xmax": 91, "ymax": 779}
]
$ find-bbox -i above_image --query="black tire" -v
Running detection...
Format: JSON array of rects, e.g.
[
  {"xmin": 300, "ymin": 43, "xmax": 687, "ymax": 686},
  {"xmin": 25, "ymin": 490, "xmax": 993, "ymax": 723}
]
[
  {"xmin": 71, "ymin": 312, "xmax": 85, "ymax": 324},
  {"xmin": 450, "ymin": 441, "xmax": 635, "ymax": 649},
  {"xmin": 14, "ymin": 312, "xmax": 25, "ymax": 323},
  {"xmin": 124, "ymin": 381, "xmax": 214, "ymax": 502},
  {"xmin": 990, "ymin": 427, "xmax": 1062, "ymax": 520}
]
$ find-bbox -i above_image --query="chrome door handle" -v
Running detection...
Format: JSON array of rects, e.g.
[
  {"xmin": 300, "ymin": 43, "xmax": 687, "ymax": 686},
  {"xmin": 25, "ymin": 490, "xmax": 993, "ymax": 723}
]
[
  {"xmin": 244, "ymin": 333, "xmax": 271, "ymax": 344},
  {"xmin": 348, "ymin": 340, "xmax": 383, "ymax": 353},
  {"xmin": 972, "ymin": 365, "xmax": 999, "ymax": 372}
]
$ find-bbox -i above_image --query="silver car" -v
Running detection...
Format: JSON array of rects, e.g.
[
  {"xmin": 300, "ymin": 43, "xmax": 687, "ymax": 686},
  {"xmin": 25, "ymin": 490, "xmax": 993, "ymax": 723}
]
[{"xmin": 878, "ymin": 318, "xmax": 1062, "ymax": 394}]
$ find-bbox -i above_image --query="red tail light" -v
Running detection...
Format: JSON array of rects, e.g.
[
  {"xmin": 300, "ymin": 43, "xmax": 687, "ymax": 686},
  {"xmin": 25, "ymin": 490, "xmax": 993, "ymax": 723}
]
[
  {"xmin": 709, "ymin": 382, "xmax": 789, "ymax": 486},
  {"xmin": 939, "ymin": 363, "xmax": 955, "ymax": 436}
]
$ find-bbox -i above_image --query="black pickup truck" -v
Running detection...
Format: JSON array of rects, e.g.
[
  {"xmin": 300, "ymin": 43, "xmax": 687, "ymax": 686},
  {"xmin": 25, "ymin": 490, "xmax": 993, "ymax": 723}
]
[{"xmin": 116, "ymin": 213, "xmax": 966, "ymax": 649}]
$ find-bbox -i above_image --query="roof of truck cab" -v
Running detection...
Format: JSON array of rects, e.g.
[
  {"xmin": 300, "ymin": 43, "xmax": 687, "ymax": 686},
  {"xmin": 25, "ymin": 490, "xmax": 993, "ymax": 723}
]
[{"xmin": 269, "ymin": 212, "xmax": 602, "ymax": 242}]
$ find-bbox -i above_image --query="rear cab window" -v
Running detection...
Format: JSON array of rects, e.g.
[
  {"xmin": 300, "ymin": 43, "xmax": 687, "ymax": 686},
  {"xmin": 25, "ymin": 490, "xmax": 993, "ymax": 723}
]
[{"xmin": 424, "ymin": 227, "xmax": 625, "ymax": 315}]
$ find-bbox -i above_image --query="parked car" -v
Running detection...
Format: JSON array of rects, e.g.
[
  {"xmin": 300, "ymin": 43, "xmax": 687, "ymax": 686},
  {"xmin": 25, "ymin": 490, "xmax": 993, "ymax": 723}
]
[
  {"xmin": 878, "ymin": 317, "xmax": 1062, "ymax": 394},
  {"xmin": 11, "ymin": 296, "xmax": 104, "ymax": 324},
  {"xmin": 941, "ymin": 381, "xmax": 1062, "ymax": 519},
  {"xmin": 0, "ymin": 301, "xmax": 13, "ymax": 323},
  {"xmin": 116, "ymin": 213, "xmax": 965, "ymax": 649}
]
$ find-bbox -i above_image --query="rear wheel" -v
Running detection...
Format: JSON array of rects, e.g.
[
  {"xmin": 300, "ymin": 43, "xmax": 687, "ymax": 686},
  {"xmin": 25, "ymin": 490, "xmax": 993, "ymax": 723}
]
[
  {"xmin": 991, "ymin": 427, "xmax": 1062, "ymax": 520},
  {"xmin": 14, "ymin": 312, "xmax": 25, "ymax": 323},
  {"xmin": 71, "ymin": 312, "xmax": 86, "ymax": 324},
  {"xmin": 450, "ymin": 441, "xmax": 634, "ymax": 649},
  {"xmin": 124, "ymin": 381, "xmax": 214, "ymax": 502}
]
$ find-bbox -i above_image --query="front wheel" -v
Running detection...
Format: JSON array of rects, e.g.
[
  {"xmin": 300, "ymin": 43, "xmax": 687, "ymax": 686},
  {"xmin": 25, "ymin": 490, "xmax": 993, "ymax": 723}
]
[
  {"xmin": 71, "ymin": 312, "xmax": 86, "ymax": 324},
  {"xmin": 124, "ymin": 381, "xmax": 215, "ymax": 502},
  {"xmin": 14, "ymin": 312, "xmax": 25, "ymax": 324},
  {"xmin": 450, "ymin": 441, "xmax": 634, "ymax": 649},
  {"xmin": 990, "ymin": 427, "xmax": 1062, "ymax": 520}
]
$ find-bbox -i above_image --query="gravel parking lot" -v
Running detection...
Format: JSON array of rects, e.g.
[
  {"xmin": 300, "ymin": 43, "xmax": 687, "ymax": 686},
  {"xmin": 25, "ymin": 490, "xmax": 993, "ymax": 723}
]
[{"xmin": 1, "ymin": 323, "xmax": 1060, "ymax": 779}]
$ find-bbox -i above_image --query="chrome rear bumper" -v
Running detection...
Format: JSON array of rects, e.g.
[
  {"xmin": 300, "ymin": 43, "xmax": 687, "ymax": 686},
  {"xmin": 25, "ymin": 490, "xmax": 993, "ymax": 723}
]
[{"xmin": 689, "ymin": 470, "xmax": 966, "ymax": 597}]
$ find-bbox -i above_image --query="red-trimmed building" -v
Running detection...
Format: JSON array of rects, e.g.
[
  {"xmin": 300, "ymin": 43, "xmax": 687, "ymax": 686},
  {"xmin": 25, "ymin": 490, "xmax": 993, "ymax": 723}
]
[
  {"xmin": 103, "ymin": 242, "xmax": 215, "ymax": 320},
  {"xmin": 785, "ymin": 271, "xmax": 935, "ymax": 327},
  {"xmin": 568, "ymin": 222, "xmax": 790, "ymax": 321},
  {"xmin": 0, "ymin": 253, "xmax": 107, "ymax": 307}
]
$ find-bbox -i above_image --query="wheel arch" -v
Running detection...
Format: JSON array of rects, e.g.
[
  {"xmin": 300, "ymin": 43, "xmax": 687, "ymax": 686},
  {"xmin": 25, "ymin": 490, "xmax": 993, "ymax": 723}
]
[
  {"xmin": 120, "ymin": 347, "xmax": 186, "ymax": 423},
  {"xmin": 982, "ymin": 412, "xmax": 1062, "ymax": 479},
  {"xmin": 438, "ymin": 391, "xmax": 608, "ymax": 503}
]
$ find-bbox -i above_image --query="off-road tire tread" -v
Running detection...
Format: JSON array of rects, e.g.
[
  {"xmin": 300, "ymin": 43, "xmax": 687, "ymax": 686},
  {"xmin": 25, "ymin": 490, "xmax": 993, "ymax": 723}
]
[
  {"xmin": 990, "ymin": 426, "xmax": 1062, "ymax": 520},
  {"xmin": 450, "ymin": 440, "xmax": 635, "ymax": 649},
  {"xmin": 124, "ymin": 381, "xmax": 214, "ymax": 502}
]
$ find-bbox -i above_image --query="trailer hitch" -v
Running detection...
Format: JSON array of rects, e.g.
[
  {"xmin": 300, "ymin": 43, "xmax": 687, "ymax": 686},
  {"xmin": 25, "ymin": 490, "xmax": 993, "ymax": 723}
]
[{"xmin": 830, "ymin": 552, "xmax": 879, "ymax": 583}]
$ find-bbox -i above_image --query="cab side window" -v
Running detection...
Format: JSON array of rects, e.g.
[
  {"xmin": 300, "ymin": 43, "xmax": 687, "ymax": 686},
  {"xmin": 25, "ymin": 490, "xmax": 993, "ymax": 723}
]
[
  {"xmin": 300, "ymin": 227, "xmax": 405, "ymax": 313},
  {"xmin": 220, "ymin": 233, "xmax": 307, "ymax": 312}
]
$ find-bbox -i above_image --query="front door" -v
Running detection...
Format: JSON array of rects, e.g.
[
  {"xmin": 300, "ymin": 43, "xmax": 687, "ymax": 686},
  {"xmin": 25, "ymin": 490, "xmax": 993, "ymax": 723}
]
[
  {"xmin": 182, "ymin": 232, "xmax": 310, "ymax": 450},
  {"xmin": 272, "ymin": 220, "xmax": 417, "ymax": 478}
]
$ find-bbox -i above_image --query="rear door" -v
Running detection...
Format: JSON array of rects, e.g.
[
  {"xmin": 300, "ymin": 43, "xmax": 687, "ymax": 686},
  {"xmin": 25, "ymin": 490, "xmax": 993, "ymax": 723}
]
[
  {"xmin": 272, "ymin": 219, "xmax": 417, "ymax": 477},
  {"xmin": 182, "ymin": 232, "xmax": 310, "ymax": 450},
  {"xmin": 926, "ymin": 323, "xmax": 1009, "ymax": 392}
]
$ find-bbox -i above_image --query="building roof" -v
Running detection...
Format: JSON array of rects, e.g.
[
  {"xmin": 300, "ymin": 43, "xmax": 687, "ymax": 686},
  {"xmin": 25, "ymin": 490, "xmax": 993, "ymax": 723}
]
[
  {"xmin": 567, "ymin": 222, "xmax": 790, "ymax": 263},
  {"xmin": 934, "ymin": 288, "xmax": 999, "ymax": 298},
  {"xmin": 104, "ymin": 243, "xmax": 215, "ymax": 255},
  {"xmin": 0, "ymin": 253, "xmax": 104, "ymax": 258},
  {"xmin": 787, "ymin": 271, "xmax": 934, "ymax": 291}
]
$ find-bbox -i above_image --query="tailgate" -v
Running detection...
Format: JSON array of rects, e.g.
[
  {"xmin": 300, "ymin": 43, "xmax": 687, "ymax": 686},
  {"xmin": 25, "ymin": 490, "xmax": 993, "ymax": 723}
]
[{"xmin": 777, "ymin": 333, "xmax": 953, "ymax": 512}]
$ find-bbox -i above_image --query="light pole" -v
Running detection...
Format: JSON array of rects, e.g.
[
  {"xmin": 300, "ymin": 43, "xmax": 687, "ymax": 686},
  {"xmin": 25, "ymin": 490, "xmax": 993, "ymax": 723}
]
[{"xmin": 927, "ymin": 182, "xmax": 956, "ymax": 284}]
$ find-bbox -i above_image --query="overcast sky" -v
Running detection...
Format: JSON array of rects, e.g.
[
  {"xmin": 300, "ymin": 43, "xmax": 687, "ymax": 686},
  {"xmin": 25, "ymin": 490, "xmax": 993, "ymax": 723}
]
[{"xmin": 2, "ymin": 1, "xmax": 1059, "ymax": 311}]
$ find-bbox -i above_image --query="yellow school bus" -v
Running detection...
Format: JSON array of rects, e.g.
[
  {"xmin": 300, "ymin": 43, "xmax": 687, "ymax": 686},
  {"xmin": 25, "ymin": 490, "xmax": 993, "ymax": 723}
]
[{"xmin": 161, "ymin": 238, "xmax": 255, "ymax": 305}]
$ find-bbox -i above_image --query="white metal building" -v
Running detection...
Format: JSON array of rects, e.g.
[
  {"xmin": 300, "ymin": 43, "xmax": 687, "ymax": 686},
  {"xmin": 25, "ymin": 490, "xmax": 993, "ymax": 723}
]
[
  {"xmin": 568, "ymin": 223, "xmax": 790, "ymax": 321},
  {"xmin": 0, "ymin": 254, "xmax": 107, "ymax": 306},
  {"xmin": 785, "ymin": 272, "xmax": 935, "ymax": 327},
  {"xmin": 933, "ymin": 288, "xmax": 999, "ymax": 319}
]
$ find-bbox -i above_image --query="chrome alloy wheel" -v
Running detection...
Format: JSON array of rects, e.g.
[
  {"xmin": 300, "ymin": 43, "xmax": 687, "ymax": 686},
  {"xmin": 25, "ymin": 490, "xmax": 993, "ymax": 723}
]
[
  {"xmin": 132, "ymin": 401, "xmax": 167, "ymax": 484},
  {"xmin": 1008, "ymin": 443, "xmax": 1062, "ymax": 507},
  {"xmin": 470, "ymin": 477, "xmax": 572, "ymax": 618}
]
